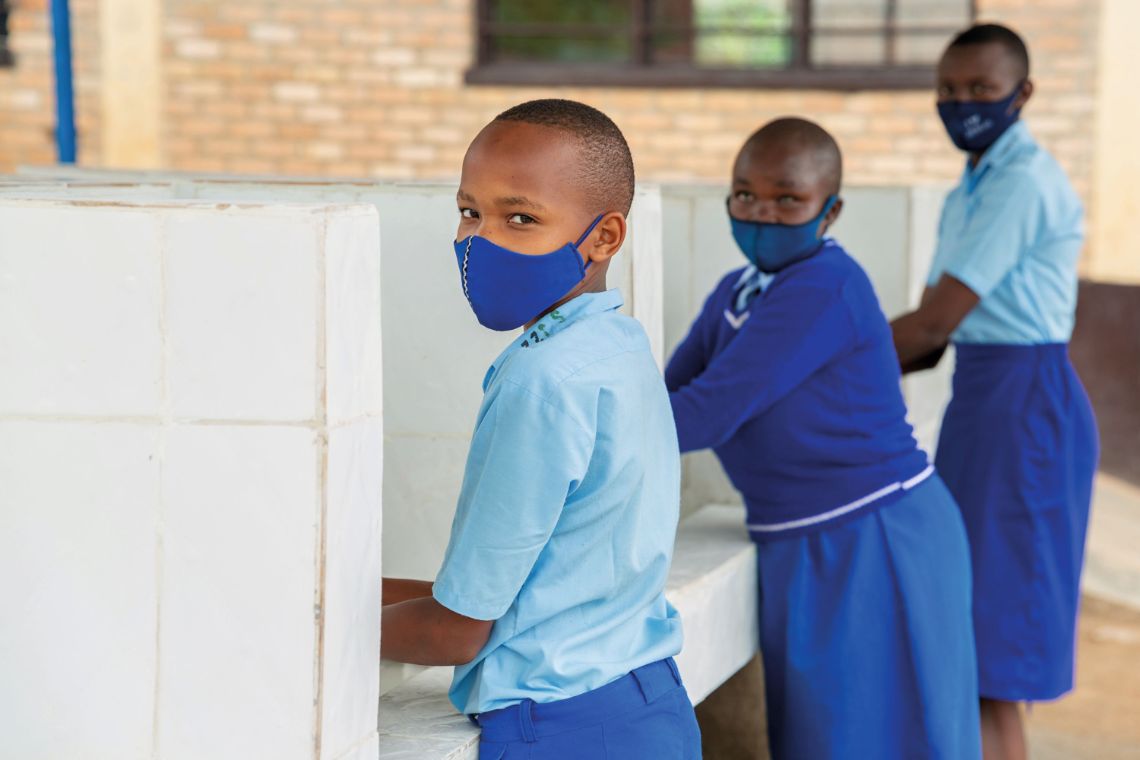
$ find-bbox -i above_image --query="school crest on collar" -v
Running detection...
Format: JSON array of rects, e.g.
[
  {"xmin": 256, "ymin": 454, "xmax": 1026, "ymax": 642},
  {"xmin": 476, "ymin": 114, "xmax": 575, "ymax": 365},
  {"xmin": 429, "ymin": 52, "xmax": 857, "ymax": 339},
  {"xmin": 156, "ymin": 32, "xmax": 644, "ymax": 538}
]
[{"xmin": 723, "ymin": 309, "xmax": 750, "ymax": 330}]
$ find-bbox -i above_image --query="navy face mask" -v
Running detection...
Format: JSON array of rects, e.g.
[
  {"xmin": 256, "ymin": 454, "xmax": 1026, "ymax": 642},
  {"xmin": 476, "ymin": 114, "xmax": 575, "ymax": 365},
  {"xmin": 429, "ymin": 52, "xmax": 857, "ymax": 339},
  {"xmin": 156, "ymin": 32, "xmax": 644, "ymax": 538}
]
[
  {"xmin": 937, "ymin": 83, "xmax": 1023, "ymax": 153},
  {"xmin": 729, "ymin": 195, "xmax": 838, "ymax": 274},
  {"xmin": 454, "ymin": 215, "xmax": 603, "ymax": 331}
]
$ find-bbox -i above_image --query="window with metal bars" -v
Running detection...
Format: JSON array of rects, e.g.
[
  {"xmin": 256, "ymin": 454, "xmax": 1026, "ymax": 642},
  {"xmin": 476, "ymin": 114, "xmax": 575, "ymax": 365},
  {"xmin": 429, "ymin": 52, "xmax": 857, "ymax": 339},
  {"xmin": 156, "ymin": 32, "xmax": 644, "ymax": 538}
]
[
  {"xmin": 467, "ymin": 0, "xmax": 975, "ymax": 90},
  {"xmin": 0, "ymin": 0, "xmax": 14, "ymax": 68}
]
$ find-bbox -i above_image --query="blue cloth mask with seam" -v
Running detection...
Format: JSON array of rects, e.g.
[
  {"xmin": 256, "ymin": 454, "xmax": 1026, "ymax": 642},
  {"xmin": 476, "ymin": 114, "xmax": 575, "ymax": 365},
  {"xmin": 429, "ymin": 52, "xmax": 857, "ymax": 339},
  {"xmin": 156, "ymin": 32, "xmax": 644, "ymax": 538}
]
[
  {"xmin": 729, "ymin": 196, "xmax": 838, "ymax": 274},
  {"xmin": 454, "ymin": 215, "xmax": 603, "ymax": 331}
]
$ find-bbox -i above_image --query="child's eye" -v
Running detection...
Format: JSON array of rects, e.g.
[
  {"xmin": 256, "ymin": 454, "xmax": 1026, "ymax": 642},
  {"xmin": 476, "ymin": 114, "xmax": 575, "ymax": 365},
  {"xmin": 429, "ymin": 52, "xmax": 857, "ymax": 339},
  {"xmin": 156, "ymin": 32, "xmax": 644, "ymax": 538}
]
[
  {"xmin": 507, "ymin": 213, "xmax": 536, "ymax": 225},
  {"xmin": 733, "ymin": 191, "xmax": 754, "ymax": 203},
  {"xmin": 970, "ymin": 84, "xmax": 991, "ymax": 97},
  {"xmin": 459, "ymin": 207, "xmax": 479, "ymax": 219},
  {"xmin": 778, "ymin": 195, "xmax": 799, "ymax": 205}
]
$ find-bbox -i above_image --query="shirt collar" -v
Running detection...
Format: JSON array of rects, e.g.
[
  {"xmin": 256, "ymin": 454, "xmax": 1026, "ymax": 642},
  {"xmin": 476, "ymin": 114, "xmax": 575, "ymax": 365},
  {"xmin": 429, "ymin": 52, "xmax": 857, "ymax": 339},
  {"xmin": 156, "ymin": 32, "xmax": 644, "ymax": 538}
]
[
  {"xmin": 965, "ymin": 120, "xmax": 1033, "ymax": 189},
  {"xmin": 482, "ymin": 289, "xmax": 625, "ymax": 391}
]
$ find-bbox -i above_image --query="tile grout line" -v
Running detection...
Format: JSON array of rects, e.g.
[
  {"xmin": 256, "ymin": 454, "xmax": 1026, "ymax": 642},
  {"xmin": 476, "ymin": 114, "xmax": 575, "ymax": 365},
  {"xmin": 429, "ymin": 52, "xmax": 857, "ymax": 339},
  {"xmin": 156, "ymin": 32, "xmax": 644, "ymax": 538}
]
[
  {"xmin": 0, "ymin": 414, "xmax": 324, "ymax": 426},
  {"xmin": 151, "ymin": 212, "xmax": 169, "ymax": 760},
  {"xmin": 313, "ymin": 215, "xmax": 330, "ymax": 760}
]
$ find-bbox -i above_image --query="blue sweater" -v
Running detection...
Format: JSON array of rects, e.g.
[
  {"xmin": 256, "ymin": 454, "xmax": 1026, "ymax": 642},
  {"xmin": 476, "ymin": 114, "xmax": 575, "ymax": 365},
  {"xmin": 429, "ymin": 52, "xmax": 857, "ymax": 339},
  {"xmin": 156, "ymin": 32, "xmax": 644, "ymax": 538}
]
[{"xmin": 667, "ymin": 242, "xmax": 929, "ymax": 534}]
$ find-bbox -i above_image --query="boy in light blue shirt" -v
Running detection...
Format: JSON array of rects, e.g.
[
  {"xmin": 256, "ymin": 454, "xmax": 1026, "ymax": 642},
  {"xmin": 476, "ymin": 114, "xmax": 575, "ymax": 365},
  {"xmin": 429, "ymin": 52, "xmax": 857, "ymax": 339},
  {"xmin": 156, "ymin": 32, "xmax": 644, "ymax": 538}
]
[{"xmin": 381, "ymin": 99, "xmax": 700, "ymax": 759}]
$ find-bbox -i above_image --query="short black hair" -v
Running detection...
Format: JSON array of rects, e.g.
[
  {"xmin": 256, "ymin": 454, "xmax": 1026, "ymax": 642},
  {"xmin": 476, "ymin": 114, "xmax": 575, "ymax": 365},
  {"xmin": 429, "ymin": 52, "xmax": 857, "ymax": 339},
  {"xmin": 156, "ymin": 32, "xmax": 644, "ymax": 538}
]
[
  {"xmin": 494, "ymin": 98, "xmax": 636, "ymax": 216},
  {"xmin": 948, "ymin": 23, "xmax": 1030, "ymax": 79},
  {"xmin": 742, "ymin": 117, "xmax": 843, "ymax": 195}
]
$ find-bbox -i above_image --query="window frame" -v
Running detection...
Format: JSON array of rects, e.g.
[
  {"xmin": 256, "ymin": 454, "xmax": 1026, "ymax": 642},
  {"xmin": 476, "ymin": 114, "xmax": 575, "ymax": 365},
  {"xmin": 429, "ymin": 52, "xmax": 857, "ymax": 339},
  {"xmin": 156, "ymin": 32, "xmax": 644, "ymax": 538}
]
[
  {"xmin": 0, "ymin": 0, "xmax": 15, "ymax": 69},
  {"xmin": 466, "ymin": 0, "xmax": 977, "ymax": 91}
]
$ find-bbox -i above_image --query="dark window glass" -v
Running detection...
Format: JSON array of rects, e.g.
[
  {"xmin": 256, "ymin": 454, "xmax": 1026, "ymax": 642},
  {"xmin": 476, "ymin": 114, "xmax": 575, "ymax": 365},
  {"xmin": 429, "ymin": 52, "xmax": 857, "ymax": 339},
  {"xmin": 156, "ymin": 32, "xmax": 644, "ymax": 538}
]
[
  {"xmin": 469, "ymin": 0, "xmax": 975, "ymax": 90},
  {"xmin": 1, "ymin": 0, "xmax": 15, "ymax": 69}
]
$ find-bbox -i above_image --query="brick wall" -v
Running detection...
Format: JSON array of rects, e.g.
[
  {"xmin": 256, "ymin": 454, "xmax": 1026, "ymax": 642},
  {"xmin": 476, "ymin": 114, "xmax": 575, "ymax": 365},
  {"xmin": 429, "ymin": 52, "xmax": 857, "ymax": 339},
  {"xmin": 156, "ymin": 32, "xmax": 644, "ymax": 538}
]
[
  {"xmin": 1, "ymin": 0, "xmax": 1099, "ymax": 205},
  {"xmin": 0, "ymin": 0, "xmax": 101, "ymax": 170}
]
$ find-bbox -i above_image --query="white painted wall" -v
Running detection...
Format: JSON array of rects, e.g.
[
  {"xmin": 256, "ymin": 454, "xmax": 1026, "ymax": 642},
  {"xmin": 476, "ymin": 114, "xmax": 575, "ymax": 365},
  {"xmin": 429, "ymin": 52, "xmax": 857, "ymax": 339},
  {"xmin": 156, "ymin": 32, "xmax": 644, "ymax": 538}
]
[
  {"xmin": 0, "ymin": 198, "xmax": 383, "ymax": 760},
  {"xmin": 0, "ymin": 172, "xmax": 664, "ymax": 580}
]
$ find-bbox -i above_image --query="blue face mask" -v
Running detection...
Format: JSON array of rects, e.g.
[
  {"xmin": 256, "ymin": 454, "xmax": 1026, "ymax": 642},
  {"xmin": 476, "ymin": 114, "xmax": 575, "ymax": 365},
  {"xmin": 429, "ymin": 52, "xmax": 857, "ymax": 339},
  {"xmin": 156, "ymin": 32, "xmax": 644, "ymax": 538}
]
[
  {"xmin": 454, "ymin": 215, "xmax": 603, "ymax": 331},
  {"xmin": 937, "ymin": 83, "xmax": 1023, "ymax": 153},
  {"xmin": 729, "ymin": 196, "xmax": 837, "ymax": 274}
]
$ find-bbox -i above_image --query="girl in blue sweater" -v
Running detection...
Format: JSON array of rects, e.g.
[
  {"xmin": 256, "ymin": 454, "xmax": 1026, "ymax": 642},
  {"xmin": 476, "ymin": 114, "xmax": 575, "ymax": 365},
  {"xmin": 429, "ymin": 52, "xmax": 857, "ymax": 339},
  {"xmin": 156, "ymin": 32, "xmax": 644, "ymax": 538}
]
[{"xmin": 667, "ymin": 118, "xmax": 980, "ymax": 759}]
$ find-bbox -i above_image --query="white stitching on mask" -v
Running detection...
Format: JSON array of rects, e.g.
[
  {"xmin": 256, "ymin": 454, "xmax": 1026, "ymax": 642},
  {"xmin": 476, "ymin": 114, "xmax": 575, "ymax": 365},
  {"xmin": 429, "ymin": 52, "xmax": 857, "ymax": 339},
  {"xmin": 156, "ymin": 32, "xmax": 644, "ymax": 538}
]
[{"xmin": 461, "ymin": 236, "xmax": 473, "ymax": 300}]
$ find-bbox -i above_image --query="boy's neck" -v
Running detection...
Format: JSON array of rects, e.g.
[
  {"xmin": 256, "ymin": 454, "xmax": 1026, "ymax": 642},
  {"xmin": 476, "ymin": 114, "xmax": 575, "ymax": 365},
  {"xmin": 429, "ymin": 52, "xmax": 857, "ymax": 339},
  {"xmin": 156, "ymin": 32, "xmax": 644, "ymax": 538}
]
[{"xmin": 526, "ymin": 273, "xmax": 608, "ymax": 330}]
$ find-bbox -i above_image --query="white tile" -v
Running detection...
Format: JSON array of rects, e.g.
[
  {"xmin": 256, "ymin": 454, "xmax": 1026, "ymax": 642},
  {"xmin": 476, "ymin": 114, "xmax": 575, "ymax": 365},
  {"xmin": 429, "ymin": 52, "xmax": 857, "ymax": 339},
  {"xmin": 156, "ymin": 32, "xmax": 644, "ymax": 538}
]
[
  {"xmin": 164, "ymin": 208, "xmax": 321, "ymax": 422},
  {"xmin": 381, "ymin": 435, "xmax": 469, "ymax": 579},
  {"xmin": 681, "ymin": 449, "xmax": 742, "ymax": 516},
  {"xmin": 667, "ymin": 505, "xmax": 758, "ymax": 705},
  {"xmin": 158, "ymin": 424, "xmax": 320, "ymax": 760},
  {"xmin": 372, "ymin": 191, "xmax": 511, "ymax": 438},
  {"xmin": 321, "ymin": 419, "xmax": 384, "ymax": 759},
  {"xmin": 376, "ymin": 733, "xmax": 477, "ymax": 760},
  {"xmin": 378, "ymin": 667, "xmax": 471, "ymax": 739},
  {"xmin": 330, "ymin": 733, "xmax": 380, "ymax": 760},
  {"xmin": 661, "ymin": 194, "xmax": 694, "ymax": 358},
  {"xmin": 830, "ymin": 187, "xmax": 909, "ymax": 317},
  {"xmin": 0, "ymin": 421, "xmax": 159, "ymax": 760},
  {"xmin": 325, "ymin": 208, "xmax": 383, "ymax": 426},
  {"xmin": 629, "ymin": 186, "xmax": 665, "ymax": 369},
  {"xmin": 380, "ymin": 660, "xmax": 427, "ymax": 697},
  {"xmin": 378, "ymin": 666, "xmax": 477, "ymax": 759},
  {"xmin": 0, "ymin": 203, "xmax": 162, "ymax": 416}
]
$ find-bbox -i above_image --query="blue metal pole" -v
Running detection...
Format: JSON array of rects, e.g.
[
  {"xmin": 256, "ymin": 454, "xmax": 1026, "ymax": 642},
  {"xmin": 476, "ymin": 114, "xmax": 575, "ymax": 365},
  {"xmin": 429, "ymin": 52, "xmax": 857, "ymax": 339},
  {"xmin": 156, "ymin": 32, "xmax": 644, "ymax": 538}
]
[{"xmin": 49, "ymin": 0, "xmax": 76, "ymax": 163}]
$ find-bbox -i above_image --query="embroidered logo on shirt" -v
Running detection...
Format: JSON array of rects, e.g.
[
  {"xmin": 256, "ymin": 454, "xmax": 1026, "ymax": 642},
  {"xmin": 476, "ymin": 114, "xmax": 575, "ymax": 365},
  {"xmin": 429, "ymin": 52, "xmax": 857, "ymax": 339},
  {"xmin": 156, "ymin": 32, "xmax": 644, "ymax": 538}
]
[{"xmin": 723, "ymin": 309, "xmax": 750, "ymax": 330}]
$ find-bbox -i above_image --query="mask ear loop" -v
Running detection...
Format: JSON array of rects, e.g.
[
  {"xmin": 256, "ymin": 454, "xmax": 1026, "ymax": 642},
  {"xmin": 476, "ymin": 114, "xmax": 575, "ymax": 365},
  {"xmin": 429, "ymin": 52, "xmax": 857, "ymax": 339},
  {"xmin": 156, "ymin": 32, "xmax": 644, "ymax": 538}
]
[
  {"xmin": 815, "ymin": 195, "xmax": 839, "ymax": 238},
  {"xmin": 573, "ymin": 214, "xmax": 607, "ymax": 274}
]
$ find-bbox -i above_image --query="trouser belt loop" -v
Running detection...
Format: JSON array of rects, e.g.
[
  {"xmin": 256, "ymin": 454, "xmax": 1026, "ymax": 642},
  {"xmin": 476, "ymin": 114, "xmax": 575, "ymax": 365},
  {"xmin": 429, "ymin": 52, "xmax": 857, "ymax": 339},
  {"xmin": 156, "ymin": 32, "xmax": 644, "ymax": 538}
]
[
  {"xmin": 665, "ymin": 657, "xmax": 682, "ymax": 686},
  {"xmin": 518, "ymin": 698, "xmax": 538, "ymax": 743}
]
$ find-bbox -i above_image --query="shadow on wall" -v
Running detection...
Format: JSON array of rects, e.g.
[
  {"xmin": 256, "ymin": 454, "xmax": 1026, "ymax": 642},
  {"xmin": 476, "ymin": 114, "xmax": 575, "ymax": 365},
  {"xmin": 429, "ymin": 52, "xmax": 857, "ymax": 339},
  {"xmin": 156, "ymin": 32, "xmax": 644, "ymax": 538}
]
[{"xmin": 1070, "ymin": 281, "xmax": 1140, "ymax": 487}]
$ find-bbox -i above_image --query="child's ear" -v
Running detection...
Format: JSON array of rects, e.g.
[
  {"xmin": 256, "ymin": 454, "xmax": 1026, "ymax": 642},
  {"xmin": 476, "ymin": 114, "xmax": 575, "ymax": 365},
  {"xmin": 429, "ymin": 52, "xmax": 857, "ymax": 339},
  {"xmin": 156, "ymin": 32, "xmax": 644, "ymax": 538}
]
[
  {"xmin": 1013, "ymin": 79, "xmax": 1034, "ymax": 111},
  {"xmin": 585, "ymin": 212, "xmax": 627, "ymax": 263},
  {"xmin": 821, "ymin": 197, "xmax": 843, "ymax": 235}
]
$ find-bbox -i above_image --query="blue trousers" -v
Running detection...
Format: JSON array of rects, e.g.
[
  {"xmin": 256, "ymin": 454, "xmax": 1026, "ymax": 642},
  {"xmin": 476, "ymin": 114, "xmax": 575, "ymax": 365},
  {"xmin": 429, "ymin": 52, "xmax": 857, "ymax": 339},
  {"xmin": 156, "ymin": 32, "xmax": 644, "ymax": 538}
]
[{"xmin": 475, "ymin": 658, "xmax": 702, "ymax": 759}]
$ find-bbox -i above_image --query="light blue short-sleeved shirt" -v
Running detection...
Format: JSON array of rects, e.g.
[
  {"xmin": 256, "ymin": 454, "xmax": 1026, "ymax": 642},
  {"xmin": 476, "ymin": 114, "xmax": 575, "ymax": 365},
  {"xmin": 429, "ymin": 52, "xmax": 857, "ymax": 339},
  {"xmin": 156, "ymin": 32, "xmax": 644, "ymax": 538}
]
[
  {"xmin": 433, "ymin": 289, "xmax": 684, "ymax": 715},
  {"xmin": 927, "ymin": 120, "xmax": 1085, "ymax": 344}
]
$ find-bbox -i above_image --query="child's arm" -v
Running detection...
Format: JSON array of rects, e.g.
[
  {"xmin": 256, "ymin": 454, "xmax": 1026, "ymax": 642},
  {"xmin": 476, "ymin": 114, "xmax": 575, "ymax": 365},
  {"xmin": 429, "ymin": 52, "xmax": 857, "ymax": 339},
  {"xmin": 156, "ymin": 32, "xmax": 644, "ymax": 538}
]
[
  {"xmin": 669, "ymin": 277, "xmax": 854, "ymax": 452},
  {"xmin": 382, "ymin": 578, "xmax": 433, "ymax": 606},
  {"xmin": 665, "ymin": 319, "xmax": 708, "ymax": 392},
  {"xmin": 382, "ymin": 383, "xmax": 592, "ymax": 667},
  {"xmin": 891, "ymin": 280, "xmax": 977, "ymax": 372},
  {"xmin": 665, "ymin": 278, "xmax": 729, "ymax": 391},
  {"xmin": 381, "ymin": 597, "xmax": 493, "ymax": 666}
]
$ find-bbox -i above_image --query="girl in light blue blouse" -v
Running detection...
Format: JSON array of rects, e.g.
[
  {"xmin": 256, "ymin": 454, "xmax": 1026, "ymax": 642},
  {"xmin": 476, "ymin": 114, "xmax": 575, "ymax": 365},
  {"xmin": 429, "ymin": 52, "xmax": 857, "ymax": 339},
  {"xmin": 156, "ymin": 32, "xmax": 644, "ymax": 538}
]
[{"xmin": 893, "ymin": 24, "xmax": 1099, "ymax": 760}]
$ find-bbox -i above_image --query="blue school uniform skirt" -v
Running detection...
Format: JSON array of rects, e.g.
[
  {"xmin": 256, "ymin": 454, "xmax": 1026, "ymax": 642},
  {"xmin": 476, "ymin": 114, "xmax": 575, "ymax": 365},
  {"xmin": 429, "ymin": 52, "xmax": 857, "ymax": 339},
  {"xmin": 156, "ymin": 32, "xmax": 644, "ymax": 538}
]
[
  {"xmin": 754, "ymin": 476, "xmax": 981, "ymax": 760},
  {"xmin": 936, "ymin": 343, "xmax": 1098, "ymax": 701},
  {"xmin": 474, "ymin": 658, "xmax": 701, "ymax": 759}
]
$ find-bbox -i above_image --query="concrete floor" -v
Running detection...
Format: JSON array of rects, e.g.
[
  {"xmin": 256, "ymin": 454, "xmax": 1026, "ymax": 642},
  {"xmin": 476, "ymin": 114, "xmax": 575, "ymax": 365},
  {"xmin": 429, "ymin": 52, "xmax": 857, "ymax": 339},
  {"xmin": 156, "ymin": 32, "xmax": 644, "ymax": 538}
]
[{"xmin": 1026, "ymin": 596, "xmax": 1140, "ymax": 759}]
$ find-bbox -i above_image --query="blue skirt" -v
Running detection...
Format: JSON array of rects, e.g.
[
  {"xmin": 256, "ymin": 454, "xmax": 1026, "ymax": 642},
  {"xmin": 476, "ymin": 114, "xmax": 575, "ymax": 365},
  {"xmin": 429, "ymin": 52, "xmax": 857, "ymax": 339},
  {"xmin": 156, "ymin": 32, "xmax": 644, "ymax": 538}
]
[
  {"xmin": 936, "ymin": 343, "xmax": 1098, "ymax": 702},
  {"xmin": 756, "ymin": 476, "xmax": 981, "ymax": 760}
]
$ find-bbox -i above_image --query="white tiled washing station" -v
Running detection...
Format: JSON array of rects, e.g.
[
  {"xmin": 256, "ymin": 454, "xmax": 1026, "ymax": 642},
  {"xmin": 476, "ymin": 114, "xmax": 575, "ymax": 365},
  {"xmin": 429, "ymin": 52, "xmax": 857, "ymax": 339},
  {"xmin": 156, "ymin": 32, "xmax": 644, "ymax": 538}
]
[
  {"xmin": 0, "ymin": 172, "xmax": 955, "ymax": 759},
  {"xmin": 0, "ymin": 197, "xmax": 384, "ymax": 760}
]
